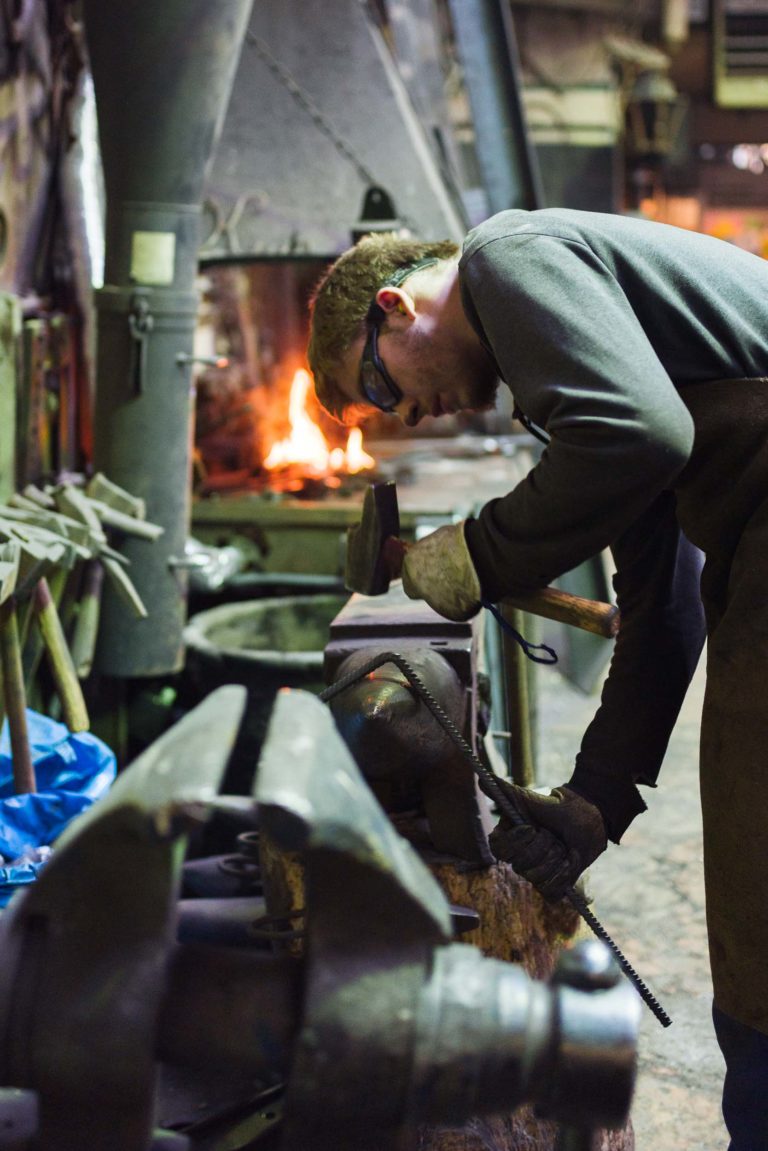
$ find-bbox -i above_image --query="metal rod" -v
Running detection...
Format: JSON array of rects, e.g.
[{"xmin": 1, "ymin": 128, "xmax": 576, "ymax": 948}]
[{"xmin": 499, "ymin": 604, "xmax": 535, "ymax": 786}]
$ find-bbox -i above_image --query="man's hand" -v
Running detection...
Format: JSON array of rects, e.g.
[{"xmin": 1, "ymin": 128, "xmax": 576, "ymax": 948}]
[
  {"xmin": 487, "ymin": 779, "xmax": 607, "ymax": 901},
  {"xmin": 400, "ymin": 521, "xmax": 482, "ymax": 621}
]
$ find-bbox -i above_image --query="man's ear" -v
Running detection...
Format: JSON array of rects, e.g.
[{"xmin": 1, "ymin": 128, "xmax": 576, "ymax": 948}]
[{"xmin": 375, "ymin": 285, "xmax": 417, "ymax": 320}]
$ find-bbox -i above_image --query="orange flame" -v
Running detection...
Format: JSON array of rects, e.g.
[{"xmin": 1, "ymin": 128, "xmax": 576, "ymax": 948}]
[{"xmin": 263, "ymin": 368, "xmax": 374, "ymax": 475}]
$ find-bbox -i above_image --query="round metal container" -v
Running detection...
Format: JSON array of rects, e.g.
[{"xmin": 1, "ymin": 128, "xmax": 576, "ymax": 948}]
[{"xmin": 183, "ymin": 594, "xmax": 348, "ymax": 793}]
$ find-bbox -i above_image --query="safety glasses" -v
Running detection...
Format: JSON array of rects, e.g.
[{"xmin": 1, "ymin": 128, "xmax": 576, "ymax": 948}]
[
  {"xmin": 359, "ymin": 320, "xmax": 402, "ymax": 412},
  {"xmin": 358, "ymin": 258, "xmax": 438, "ymax": 413}
]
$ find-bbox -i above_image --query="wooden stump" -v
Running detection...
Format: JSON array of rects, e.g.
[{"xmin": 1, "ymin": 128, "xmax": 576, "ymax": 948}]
[{"xmin": 431, "ymin": 860, "xmax": 580, "ymax": 981}]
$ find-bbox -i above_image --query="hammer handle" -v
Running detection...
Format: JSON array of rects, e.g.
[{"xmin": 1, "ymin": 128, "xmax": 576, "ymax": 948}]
[
  {"xmin": 501, "ymin": 586, "xmax": 619, "ymax": 639},
  {"xmin": 388, "ymin": 537, "xmax": 618, "ymax": 639},
  {"xmin": 33, "ymin": 577, "xmax": 90, "ymax": 732}
]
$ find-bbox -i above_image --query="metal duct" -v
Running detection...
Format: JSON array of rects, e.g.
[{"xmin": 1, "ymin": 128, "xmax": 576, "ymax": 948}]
[
  {"xmin": 201, "ymin": 0, "xmax": 467, "ymax": 261},
  {"xmin": 447, "ymin": 0, "xmax": 544, "ymax": 213},
  {"xmin": 83, "ymin": 0, "xmax": 254, "ymax": 675}
]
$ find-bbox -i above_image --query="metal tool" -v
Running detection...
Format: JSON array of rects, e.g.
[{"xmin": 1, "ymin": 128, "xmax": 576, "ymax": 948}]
[
  {"xmin": 0, "ymin": 681, "xmax": 638, "ymax": 1150},
  {"xmin": 327, "ymin": 644, "xmax": 494, "ymax": 865},
  {"xmin": 0, "ymin": 479, "xmax": 164, "ymax": 699},
  {"xmin": 346, "ymin": 481, "xmax": 621, "ymax": 638},
  {"xmin": 0, "ymin": 685, "xmax": 259, "ymax": 1151},
  {"xmin": 320, "ymin": 650, "xmax": 672, "ymax": 1029}
]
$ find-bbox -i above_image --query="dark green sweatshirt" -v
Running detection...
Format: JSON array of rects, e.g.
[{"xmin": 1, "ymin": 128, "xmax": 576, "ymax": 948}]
[{"xmin": 459, "ymin": 208, "xmax": 768, "ymax": 837}]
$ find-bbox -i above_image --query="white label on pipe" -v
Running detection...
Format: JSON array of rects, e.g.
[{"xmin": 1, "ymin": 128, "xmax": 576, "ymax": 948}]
[{"xmin": 130, "ymin": 231, "xmax": 176, "ymax": 285}]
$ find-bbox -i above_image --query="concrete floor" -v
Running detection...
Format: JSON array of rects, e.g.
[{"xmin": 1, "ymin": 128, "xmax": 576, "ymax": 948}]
[{"xmin": 535, "ymin": 654, "xmax": 728, "ymax": 1150}]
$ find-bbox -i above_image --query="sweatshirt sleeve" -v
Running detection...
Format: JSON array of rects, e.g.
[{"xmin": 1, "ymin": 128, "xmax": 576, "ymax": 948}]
[
  {"xmin": 461, "ymin": 234, "xmax": 695, "ymax": 600},
  {"xmin": 568, "ymin": 493, "xmax": 707, "ymax": 841}
]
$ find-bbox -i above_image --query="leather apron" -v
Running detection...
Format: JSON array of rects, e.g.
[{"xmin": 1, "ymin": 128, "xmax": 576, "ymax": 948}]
[{"xmin": 675, "ymin": 377, "xmax": 768, "ymax": 1032}]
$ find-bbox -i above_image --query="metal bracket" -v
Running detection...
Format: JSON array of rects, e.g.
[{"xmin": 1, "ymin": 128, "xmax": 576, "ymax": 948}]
[{"xmin": 128, "ymin": 291, "xmax": 155, "ymax": 395}]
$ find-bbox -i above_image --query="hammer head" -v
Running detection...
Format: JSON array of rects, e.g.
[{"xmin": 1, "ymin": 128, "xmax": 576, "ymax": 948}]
[{"xmin": 345, "ymin": 482, "xmax": 403, "ymax": 595}]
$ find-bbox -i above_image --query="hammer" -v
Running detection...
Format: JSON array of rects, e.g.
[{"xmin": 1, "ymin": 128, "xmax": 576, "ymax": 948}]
[{"xmin": 345, "ymin": 482, "xmax": 620, "ymax": 639}]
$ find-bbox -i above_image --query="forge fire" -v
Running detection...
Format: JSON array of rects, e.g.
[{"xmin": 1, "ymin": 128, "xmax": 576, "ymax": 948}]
[
  {"xmin": 195, "ymin": 362, "xmax": 375, "ymax": 495},
  {"xmin": 193, "ymin": 261, "xmax": 377, "ymax": 496}
]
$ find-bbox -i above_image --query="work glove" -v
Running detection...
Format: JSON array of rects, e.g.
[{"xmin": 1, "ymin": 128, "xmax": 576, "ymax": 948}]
[
  {"xmin": 487, "ymin": 778, "xmax": 607, "ymax": 902},
  {"xmin": 400, "ymin": 521, "xmax": 482, "ymax": 622}
]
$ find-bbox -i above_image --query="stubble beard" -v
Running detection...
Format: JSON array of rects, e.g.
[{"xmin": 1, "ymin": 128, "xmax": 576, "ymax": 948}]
[{"xmin": 463, "ymin": 348, "xmax": 500, "ymax": 412}]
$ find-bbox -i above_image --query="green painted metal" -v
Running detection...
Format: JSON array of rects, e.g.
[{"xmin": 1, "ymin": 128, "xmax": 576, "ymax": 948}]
[{"xmin": 83, "ymin": 0, "xmax": 255, "ymax": 675}]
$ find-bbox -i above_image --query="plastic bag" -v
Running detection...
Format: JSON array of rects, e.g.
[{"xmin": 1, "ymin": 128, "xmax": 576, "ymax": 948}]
[{"xmin": 0, "ymin": 710, "xmax": 116, "ymax": 906}]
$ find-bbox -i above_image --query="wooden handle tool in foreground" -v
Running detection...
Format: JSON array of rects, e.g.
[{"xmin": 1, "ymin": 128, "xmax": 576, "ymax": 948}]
[{"xmin": 346, "ymin": 482, "xmax": 620, "ymax": 640}]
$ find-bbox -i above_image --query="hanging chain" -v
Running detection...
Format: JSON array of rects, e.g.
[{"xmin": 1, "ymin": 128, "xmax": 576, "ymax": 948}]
[
  {"xmin": 245, "ymin": 29, "xmax": 419, "ymax": 235},
  {"xmin": 245, "ymin": 31, "xmax": 379, "ymax": 189}
]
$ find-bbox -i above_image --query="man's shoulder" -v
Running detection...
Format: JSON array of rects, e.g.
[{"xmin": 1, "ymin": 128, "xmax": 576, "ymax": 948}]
[{"xmin": 461, "ymin": 208, "xmax": 604, "ymax": 264}]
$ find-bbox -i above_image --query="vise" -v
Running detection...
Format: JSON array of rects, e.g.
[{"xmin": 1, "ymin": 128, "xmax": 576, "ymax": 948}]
[
  {"xmin": 324, "ymin": 583, "xmax": 495, "ymax": 864},
  {"xmin": 0, "ymin": 684, "xmax": 639, "ymax": 1151}
]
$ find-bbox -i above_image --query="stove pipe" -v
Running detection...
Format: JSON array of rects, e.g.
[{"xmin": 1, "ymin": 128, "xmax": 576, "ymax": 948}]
[{"xmin": 84, "ymin": 0, "xmax": 254, "ymax": 675}]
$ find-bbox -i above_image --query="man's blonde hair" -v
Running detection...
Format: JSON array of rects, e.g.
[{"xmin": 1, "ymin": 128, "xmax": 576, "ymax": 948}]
[{"xmin": 308, "ymin": 233, "xmax": 459, "ymax": 423}]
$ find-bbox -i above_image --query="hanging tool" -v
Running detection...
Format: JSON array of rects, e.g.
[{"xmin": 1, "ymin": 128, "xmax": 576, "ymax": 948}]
[{"xmin": 346, "ymin": 482, "xmax": 620, "ymax": 639}]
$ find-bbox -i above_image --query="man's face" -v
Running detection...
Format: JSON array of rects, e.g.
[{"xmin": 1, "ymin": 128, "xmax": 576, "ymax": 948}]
[{"xmin": 343, "ymin": 318, "xmax": 499, "ymax": 428}]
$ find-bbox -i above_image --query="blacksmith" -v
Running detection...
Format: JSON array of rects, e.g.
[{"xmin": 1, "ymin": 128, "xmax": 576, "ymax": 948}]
[{"xmin": 307, "ymin": 208, "xmax": 768, "ymax": 1148}]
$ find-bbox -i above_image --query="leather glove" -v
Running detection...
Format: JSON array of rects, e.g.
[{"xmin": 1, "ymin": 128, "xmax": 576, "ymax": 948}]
[
  {"xmin": 400, "ymin": 521, "xmax": 482, "ymax": 622},
  {"xmin": 487, "ymin": 778, "xmax": 607, "ymax": 901}
]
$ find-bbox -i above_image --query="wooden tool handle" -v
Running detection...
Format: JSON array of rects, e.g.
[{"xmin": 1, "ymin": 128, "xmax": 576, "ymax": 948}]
[
  {"xmin": 386, "ymin": 534, "xmax": 619, "ymax": 638},
  {"xmin": 502, "ymin": 586, "xmax": 619, "ymax": 638},
  {"xmin": 33, "ymin": 577, "xmax": 90, "ymax": 732},
  {"xmin": 0, "ymin": 599, "xmax": 36, "ymax": 794}
]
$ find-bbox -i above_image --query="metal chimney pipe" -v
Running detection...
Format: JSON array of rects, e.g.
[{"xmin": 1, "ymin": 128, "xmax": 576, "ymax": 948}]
[{"xmin": 83, "ymin": 0, "xmax": 254, "ymax": 675}]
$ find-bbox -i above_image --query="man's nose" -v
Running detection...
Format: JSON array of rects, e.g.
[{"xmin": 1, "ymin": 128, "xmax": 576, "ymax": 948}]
[{"xmin": 396, "ymin": 399, "xmax": 421, "ymax": 427}]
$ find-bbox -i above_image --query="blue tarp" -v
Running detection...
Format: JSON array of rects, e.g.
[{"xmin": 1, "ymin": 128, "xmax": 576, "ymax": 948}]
[{"xmin": 0, "ymin": 710, "xmax": 116, "ymax": 905}]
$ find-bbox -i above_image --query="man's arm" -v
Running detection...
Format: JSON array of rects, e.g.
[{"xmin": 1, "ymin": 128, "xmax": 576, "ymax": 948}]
[
  {"xmin": 490, "ymin": 492, "xmax": 706, "ymax": 897},
  {"xmin": 569, "ymin": 491, "xmax": 706, "ymax": 840},
  {"xmin": 461, "ymin": 234, "xmax": 695, "ymax": 598}
]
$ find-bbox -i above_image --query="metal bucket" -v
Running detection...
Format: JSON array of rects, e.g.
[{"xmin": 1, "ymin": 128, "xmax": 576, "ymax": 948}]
[{"xmin": 183, "ymin": 594, "xmax": 348, "ymax": 793}]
